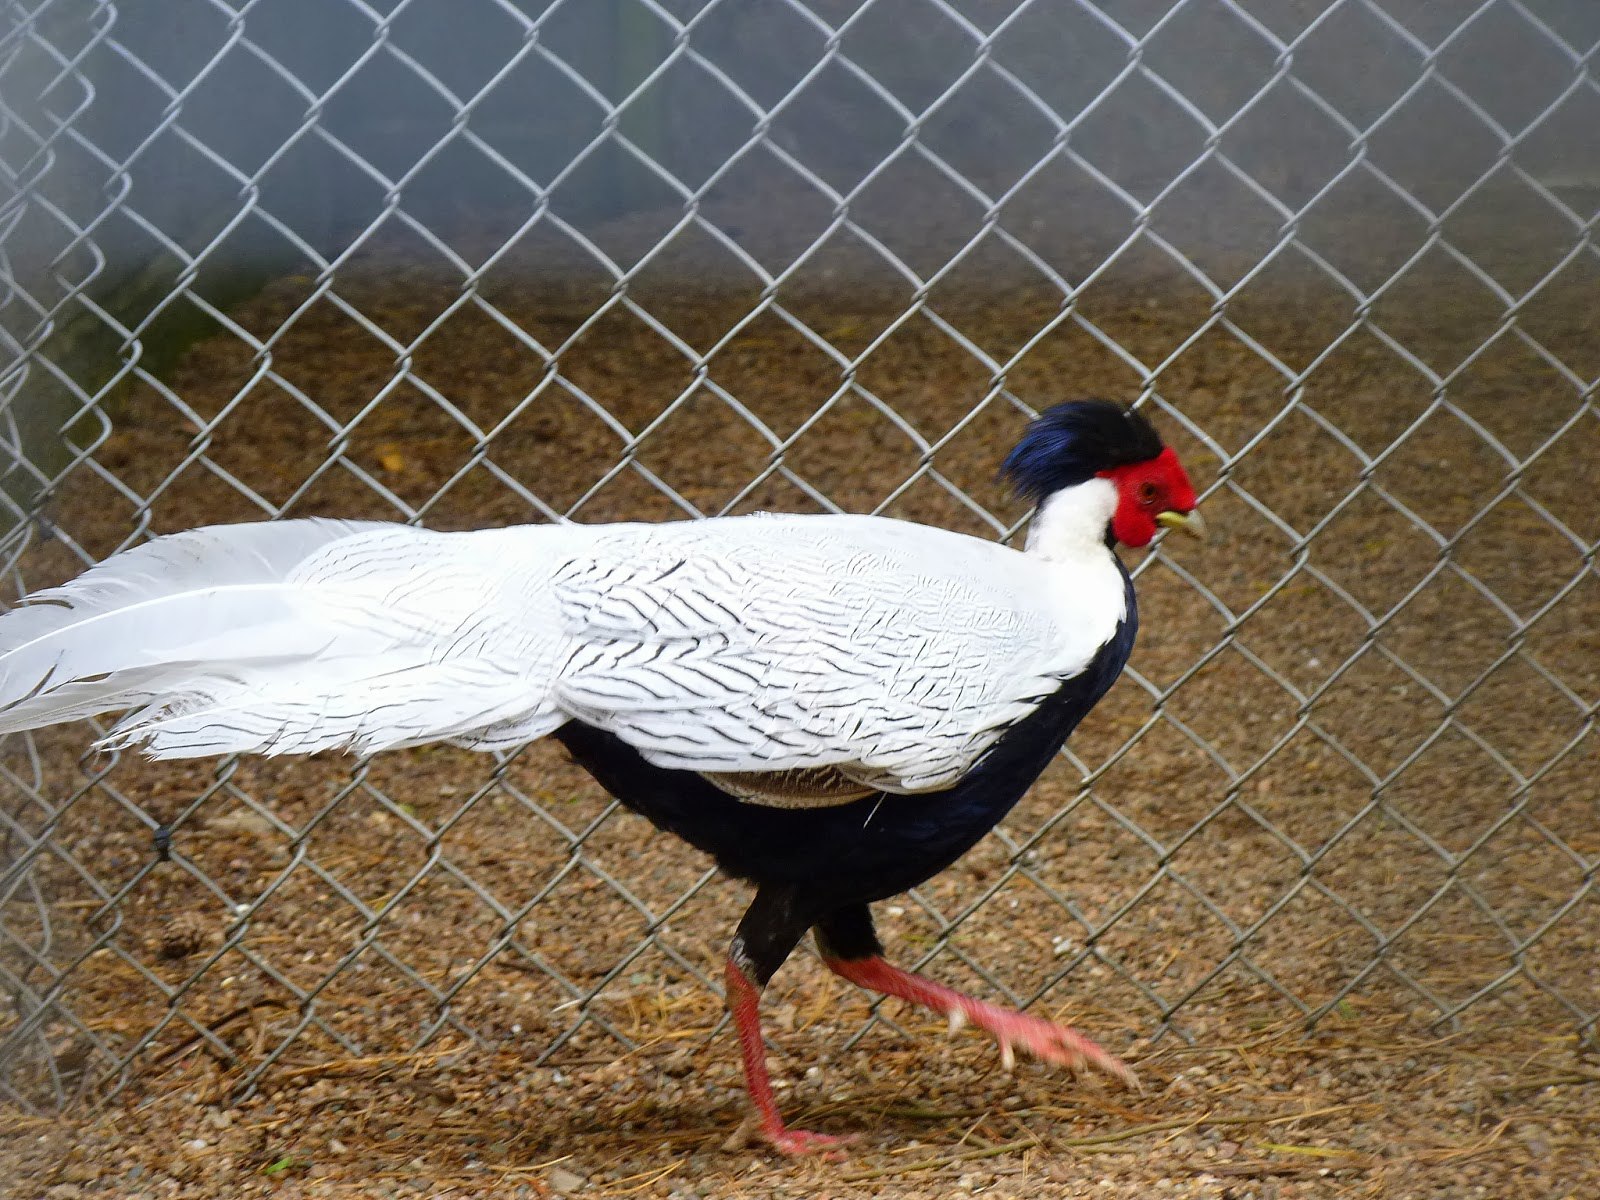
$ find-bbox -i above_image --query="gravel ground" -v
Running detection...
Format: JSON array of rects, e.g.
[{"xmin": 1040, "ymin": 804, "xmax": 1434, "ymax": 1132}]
[{"xmin": 3, "ymin": 206, "xmax": 1598, "ymax": 1197}]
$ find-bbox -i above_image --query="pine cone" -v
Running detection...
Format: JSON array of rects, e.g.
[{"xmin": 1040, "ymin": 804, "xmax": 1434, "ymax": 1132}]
[{"xmin": 157, "ymin": 911, "xmax": 211, "ymax": 961}]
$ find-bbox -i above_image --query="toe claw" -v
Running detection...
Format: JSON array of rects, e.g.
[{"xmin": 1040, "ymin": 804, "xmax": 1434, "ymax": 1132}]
[{"xmin": 956, "ymin": 1005, "xmax": 1135, "ymax": 1087}]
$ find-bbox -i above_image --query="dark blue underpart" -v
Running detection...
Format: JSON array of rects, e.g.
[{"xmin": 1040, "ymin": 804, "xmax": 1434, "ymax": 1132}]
[{"xmin": 553, "ymin": 566, "xmax": 1137, "ymax": 981}]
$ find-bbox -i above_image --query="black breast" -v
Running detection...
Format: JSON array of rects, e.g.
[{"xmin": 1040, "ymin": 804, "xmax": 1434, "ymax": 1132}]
[{"xmin": 553, "ymin": 567, "xmax": 1138, "ymax": 911}]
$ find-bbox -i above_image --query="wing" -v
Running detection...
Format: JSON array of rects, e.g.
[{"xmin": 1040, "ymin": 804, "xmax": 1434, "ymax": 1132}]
[{"xmin": 547, "ymin": 515, "xmax": 1127, "ymax": 797}]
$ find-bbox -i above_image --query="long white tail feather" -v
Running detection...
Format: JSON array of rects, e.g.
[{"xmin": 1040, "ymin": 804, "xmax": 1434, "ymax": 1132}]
[
  {"xmin": 0, "ymin": 518, "xmax": 564, "ymax": 756},
  {"xmin": 0, "ymin": 521, "xmax": 387, "ymax": 723},
  {"xmin": 0, "ymin": 667, "xmax": 188, "ymax": 733}
]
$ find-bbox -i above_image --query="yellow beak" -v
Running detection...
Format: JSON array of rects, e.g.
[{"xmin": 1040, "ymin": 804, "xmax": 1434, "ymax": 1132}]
[{"xmin": 1156, "ymin": 510, "xmax": 1206, "ymax": 540}]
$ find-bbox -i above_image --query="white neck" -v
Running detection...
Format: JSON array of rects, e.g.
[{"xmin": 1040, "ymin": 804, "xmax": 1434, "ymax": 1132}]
[{"xmin": 1023, "ymin": 478, "xmax": 1118, "ymax": 563}]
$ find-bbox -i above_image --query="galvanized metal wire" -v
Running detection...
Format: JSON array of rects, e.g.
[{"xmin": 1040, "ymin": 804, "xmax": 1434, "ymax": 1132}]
[{"xmin": 1, "ymin": 0, "xmax": 1597, "ymax": 1110}]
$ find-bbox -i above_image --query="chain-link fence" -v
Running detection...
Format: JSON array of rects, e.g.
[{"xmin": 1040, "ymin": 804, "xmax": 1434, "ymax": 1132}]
[{"xmin": 1, "ymin": 0, "xmax": 1597, "ymax": 1114}]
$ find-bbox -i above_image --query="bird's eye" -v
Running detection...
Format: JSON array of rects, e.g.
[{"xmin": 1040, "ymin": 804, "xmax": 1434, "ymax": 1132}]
[{"xmin": 1136, "ymin": 480, "xmax": 1160, "ymax": 506}]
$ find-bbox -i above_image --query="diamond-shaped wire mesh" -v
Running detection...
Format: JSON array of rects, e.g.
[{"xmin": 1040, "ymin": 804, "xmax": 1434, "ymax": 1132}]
[{"xmin": 1, "ymin": 0, "xmax": 1597, "ymax": 1112}]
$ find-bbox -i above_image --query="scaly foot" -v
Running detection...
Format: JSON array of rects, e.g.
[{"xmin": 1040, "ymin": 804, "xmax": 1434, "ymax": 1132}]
[
  {"xmin": 826, "ymin": 954, "xmax": 1137, "ymax": 1089},
  {"xmin": 724, "ymin": 1113, "xmax": 857, "ymax": 1158},
  {"xmin": 946, "ymin": 998, "xmax": 1137, "ymax": 1087},
  {"xmin": 765, "ymin": 1127, "xmax": 856, "ymax": 1158}
]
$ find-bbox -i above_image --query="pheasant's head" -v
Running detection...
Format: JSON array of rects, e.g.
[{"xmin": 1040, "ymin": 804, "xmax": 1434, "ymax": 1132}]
[{"xmin": 1002, "ymin": 399, "xmax": 1201, "ymax": 549}]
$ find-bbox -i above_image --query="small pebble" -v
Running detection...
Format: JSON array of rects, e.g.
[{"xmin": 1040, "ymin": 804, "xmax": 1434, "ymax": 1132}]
[{"xmin": 548, "ymin": 1165, "xmax": 586, "ymax": 1194}]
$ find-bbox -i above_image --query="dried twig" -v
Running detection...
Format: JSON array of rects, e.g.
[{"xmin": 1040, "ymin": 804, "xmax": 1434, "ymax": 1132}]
[
  {"xmin": 1493, "ymin": 1068, "xmax": 1600, "ymax": 1096},
  {"xmin": 144, "ymin": 999, "xmax": 289, "ymax": 1071}
]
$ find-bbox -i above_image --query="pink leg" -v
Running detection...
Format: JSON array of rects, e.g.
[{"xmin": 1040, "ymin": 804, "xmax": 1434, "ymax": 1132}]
[
  {"xmin": 724, "ymin": 956, "xmax": 855, "ymax": 1157},
  {"xmin": 824, "ymin": 955, "xmax": 1137, "ymax": 1088}
]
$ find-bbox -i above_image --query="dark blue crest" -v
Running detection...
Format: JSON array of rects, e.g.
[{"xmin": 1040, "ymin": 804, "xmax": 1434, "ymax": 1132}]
[{"xmin": 1001, "ymin": 400, "xmax": 1164, "ymax": 502}]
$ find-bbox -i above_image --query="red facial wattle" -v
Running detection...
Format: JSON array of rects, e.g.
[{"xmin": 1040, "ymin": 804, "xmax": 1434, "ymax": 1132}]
[{"xmin": 1096, "ymin": 447, "xmax": 1197, "ymax": 547}]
